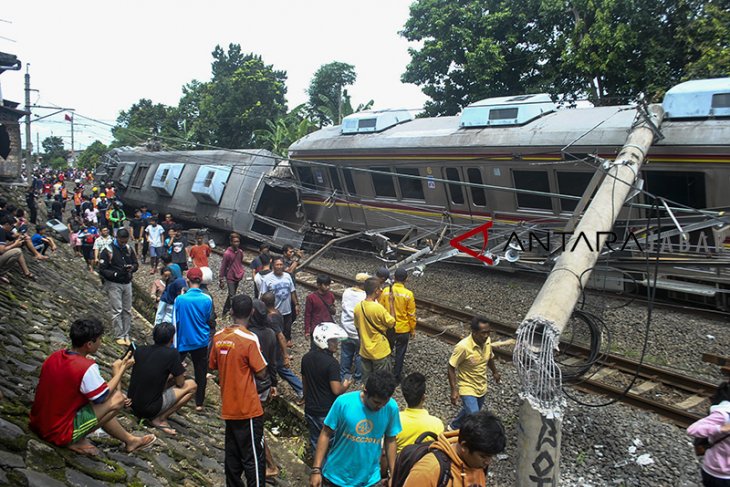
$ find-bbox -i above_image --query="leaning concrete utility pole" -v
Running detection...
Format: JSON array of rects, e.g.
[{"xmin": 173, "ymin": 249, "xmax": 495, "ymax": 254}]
[
  {"xmin": 513, "ymin": 103, "xmax": 665, "ymax": 486},
  {"xmin": 24, "ymin": 64, "xmax": 32, "ymax": 174}
]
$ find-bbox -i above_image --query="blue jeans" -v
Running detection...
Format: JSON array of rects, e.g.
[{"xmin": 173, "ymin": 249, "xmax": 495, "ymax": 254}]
[
  {"xmin": 340, "ymin": 338, "xmax": 362, "ymax": 381},
  {"xmin": 393, "ymin": 332, "xmax": 410, "ymax": 381},
  {"xmin": 277, "ymin": 363, "xmax": 303, "ymax": 397},
  {"xmin": 304, "ymin": 413, "xmax": 326, "ymax": 453},
  {"xmin": 449, "ymin": 394, "xmax": 486, "ymax": 430}
]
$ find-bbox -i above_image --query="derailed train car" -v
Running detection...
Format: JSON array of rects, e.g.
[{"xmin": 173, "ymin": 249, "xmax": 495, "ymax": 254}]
[
  {"xmin": 288, "ymin": 78, "xmax": 730, "ymax": 307},
  {"xmin": 108, "ymin": 149, "xmax": 306, "ymax": 248}
]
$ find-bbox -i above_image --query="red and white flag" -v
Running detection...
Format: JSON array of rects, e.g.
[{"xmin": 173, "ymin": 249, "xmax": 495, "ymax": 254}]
[{"xmin": 64, "ymin": 113, "xmax": 73, "ymax": 122}]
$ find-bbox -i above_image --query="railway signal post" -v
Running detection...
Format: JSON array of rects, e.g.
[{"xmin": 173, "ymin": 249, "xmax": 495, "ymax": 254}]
[{"xmin": 513, "ymin": 104, "xmax": 665, "ymax": 486}]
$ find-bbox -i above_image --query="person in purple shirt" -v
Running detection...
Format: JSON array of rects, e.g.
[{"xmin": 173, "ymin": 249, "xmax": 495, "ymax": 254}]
[
  {"xmin": 687, "ymin": 381, "xmax": 730, "ymax": 486},
  {"xmin": 219, "ymin": 232, "xmax": 245, "ymax": 315}
]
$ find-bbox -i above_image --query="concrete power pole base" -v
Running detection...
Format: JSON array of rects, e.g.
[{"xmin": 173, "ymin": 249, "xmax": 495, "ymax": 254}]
[{"xmin": 516, "ymin": 400, "xmax": 562, "ymax": 486}]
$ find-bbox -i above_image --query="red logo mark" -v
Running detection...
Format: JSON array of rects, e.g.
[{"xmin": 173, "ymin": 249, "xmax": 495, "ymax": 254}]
[{"xmin": 450, "ymin": 221, "xmax": 494, "ymax": 265}]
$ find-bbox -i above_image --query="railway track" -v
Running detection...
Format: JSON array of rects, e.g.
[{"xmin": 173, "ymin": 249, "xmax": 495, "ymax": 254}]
[{"xmin": 207, "ymin": 244, "xmax": 718, "ymax": 427}]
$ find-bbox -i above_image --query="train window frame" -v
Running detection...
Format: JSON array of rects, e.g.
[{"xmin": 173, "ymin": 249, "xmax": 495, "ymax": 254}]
[
  {"xmin": 328, "ymin": 167, "xmax": 343, "ymax": 192},
  {"xmin": 296, "ymin": 166, "xmax": 316, "ymax": 190},
  {"xmin": 444, "ymin": 167, "xmax": 465, "ymax": 205},
  {"xmin": 466, "ymin": 167, "xmax": 487, "ymax": 207},
  {"xmin": 395, "ymin": 168, "xmax": 425, "ymax": 201},
  {"xmin": 557, "ymin": 171, "xmax": 594, "ymax": 213},
  {"xmin": 513, "ymin": 170, "xmax": 553, "ymax": 211},
  {"xmin": 160, "ymin": 168, "xmax": 170, "ymax": 183},
  {"xmin": 342, "ymin": 168, "xmax": 357, "ymax": 195},
  {"xmin": 130, "ymin": 164, "xmax": 150, "ymax": 189},
  {"xmin": 203, "ymin": 170, "xmax": 215, "ymax": 188},
  {"xmin": 372, "ymin": 166, "xmax": 397, "ymax": 199}
]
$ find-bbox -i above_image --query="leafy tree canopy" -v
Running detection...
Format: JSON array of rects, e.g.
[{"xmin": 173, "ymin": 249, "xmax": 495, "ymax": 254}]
[
  {"xmin": 254, "ymin": 104, "xmax": 317, "ymax": 156},
  {"xmin": 111, "ymin": 99, "xmax": 181, "ymax": 148},
  {"xmin": 307, "ymin": 62, "xmax": 358, "ymax": 126},
  {"xmin": 401, "ymin": 0, "xmax": 730, "ymax": 115},
  {"xmin": 76, "ymin": 140, "xmax": 108, "ymax": 170},
  {"xmin": 41, "ymin": 136, "xmax": 66, "ymax": 164}
]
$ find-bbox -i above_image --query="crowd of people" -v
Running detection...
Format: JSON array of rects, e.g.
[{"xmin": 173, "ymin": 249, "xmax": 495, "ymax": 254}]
[{"xmin": 7, "ymin": 169, "xmax": 727, "ymax": 486}]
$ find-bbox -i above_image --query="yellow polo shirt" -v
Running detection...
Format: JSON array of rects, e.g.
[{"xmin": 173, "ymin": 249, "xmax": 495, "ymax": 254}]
[
  {"xmin": 379, "ymin": 282, "xmax": 417, "ymax": 334},
  {"xmin": 448, "ymin": 335, "xmax": 494, "ymax": 397},
  {"xmin": 396, "ymin": 408, "xmax": 444, "ymax": 453},
  {"xmin": 354, "ymin": 300, "xmax": 395, "ymax": 360}
]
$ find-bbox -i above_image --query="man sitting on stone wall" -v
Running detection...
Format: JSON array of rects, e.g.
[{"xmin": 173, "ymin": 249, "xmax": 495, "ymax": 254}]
[
  {"xmin": 0, "ymin": 214, "xmax": 35, "ymax": 282},
  {"xmin": 29, "ymin": 317, "xmax": 156, "ymax": 456}
]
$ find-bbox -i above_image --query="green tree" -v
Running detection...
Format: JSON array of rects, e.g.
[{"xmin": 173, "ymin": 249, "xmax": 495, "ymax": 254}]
[
  {"xmin": 76, "ymin": 140, "xmax": 108, "ymax": 170},
  {"xmin": 49, "ymin": 157, "xmax": 68, "ymax": 170},
  {"xmin": 401, "ymin": 0, "xmax": 730, "ymax": 114},
  {"xmin": 111, "ymin": 99, "xmax": 182, "ymax": 148},
  {"xmin": 255, "ymin": 104, "xmax": 317, "ymax": 156},
  {"xmin": 180, "ymin": 44, "xmax": 288, "ymax": 148},
  {"xmin": 307, "ymin": 62, "xmax": 358, "ymax": 126},
  {"xmin": 41, "ymin": 136, "xmax": 67, "ymax": 164}
]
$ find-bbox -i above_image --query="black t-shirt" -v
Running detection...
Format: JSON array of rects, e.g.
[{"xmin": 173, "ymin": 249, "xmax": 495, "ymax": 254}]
[
  {"xmin": 128, "ymin": 345, "xmax": 185, "ymax": 419},
  {"xmin": 0, "ymin": 227, "xmax": 9, "ymax": 245},
  {"xmin": 301, "ymin": 349, "xmax": 340, "ymax": 416},
  {"xmin": 248, "ymin": 323, "xmax": 278, "ymax": 388},
  {"xmin": 129, "ymin": 218, "xmax": 145, "ymax": 237}
]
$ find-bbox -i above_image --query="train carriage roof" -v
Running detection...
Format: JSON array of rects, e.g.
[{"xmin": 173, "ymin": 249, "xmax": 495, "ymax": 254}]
[{"xmin": 289, "ymin": 105, "xmax": 730, "ymax": 155}]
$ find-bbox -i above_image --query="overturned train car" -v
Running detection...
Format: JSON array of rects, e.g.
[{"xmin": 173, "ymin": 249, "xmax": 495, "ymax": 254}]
[{"xmin": 107, "ymin": 149, "xmax": 306, "ymax": 247}]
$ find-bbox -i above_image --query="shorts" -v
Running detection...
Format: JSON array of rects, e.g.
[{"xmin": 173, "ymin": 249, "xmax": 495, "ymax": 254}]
[
  {"xmin": 158, "ymin": 387, "xmax": 177, "ymax": 416},
  {"xmin": 175, "ymin": 261, "xmax": 188, "ymax": 272},
  {"xmin": 149, "ymin": 246, "xmax": 164, "ymax": 258},
  {"xmin": 81, "ymin": 246, "xmax": 94, "ymax": 261},
  {"xmin": 71, "ymin": 404, "xmax": 98, "ymax": 443}
]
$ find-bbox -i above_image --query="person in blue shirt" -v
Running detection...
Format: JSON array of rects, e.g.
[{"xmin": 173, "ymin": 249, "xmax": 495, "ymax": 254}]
[
  {"xmin": 31, "ymin": 225, "xmax": 57, "ymax": 255},
  {"xmin": 155, "ymin": 266, "xmax": 186, "ymax": 326},
  {"xmin": 310, "ymin": 371, "xmax": 401, "ymax": 487},
  {"xmin": 173, "ymin": 267, "xmax": 214, "ymax": 412}
]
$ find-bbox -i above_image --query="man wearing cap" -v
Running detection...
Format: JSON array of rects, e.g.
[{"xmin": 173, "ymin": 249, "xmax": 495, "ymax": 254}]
[
  {"xmin": 173, "ymin": 267, "xmax": 214, "ymax": 411},
  {"xmin": 339, "ymin": 273, "xmax": 368, "ymax": 383},
  {"xmin": 379, "ymin": 268, "xmax": 417, "ymax": 382}
]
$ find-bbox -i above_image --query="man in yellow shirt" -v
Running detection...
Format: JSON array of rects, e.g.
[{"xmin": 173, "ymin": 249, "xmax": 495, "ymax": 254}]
[
  {"xmin": 396, "ymin": 372, "xmax": 444, "ymax": 453},
  {"xmin": 447, "ymin": 316, "xmax": 501, "ymax": 430},
  {"xmin": 354, "ymin": 277, "xmax": 396, "ymax": 383},
  {"xmin": 380, "ymin": 267, "xmax": 416, "ymax": 381}
]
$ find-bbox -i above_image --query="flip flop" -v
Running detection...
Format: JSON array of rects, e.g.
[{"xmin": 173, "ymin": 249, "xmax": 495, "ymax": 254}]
[
  {"xmin": 0, "ymin": 276, "xmax": 9, "ymax": 284},
  {"xmin": 125, "ymin": 434, "xmax": 157, "ymax": 453},
  {"xmin": 68, "ymin": 443, "xmax": 100, "ymax": 457},
  {"xmin": 153, "ymin": 423, "xmax": 177, "ymax": 436}
]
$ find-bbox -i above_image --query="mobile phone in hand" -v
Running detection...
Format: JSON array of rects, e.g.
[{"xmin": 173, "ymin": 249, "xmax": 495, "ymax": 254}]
[{"xmin": 120, "ymin": 342, "xmax": 136, "ymax": 359}]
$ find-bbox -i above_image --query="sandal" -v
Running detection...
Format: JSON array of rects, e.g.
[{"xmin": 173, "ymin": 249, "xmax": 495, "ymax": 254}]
[
  {"xmin": 68, "ymin": 442, "xmax": 100, "ymax": 457},
  {"xmin": 0, "ymin": 276, "xmax": 9, "ymax": 284},
  {"xmin": 125, "ymin": 434, "xmax": 157, "ymax": 453}
]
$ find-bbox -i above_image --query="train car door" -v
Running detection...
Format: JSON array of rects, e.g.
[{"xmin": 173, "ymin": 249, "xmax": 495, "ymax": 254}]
[
  {"xmin": 338, "ymin": 166, "xmax": 367, "ymax": 228},
  {"xmin": 442, "ymin": 167, "xmax": 473, "ymax": 224},
  {"xmin": 463, "ymin": 167, "xmax": 490, "ymax": 223}
]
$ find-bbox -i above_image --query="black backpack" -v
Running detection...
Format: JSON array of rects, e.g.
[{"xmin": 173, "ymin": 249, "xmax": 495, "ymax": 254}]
[{"xmin": 391, "ymin": 431, "xmax": 453, "ymax": 487}]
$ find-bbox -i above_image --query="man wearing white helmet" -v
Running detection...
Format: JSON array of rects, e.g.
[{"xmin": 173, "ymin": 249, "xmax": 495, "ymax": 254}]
[{"xmin": 301, "ymin": 323, "xmax": 352, "ymax": 453}]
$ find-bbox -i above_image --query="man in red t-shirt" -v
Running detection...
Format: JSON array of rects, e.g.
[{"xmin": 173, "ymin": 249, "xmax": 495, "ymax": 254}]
[
  {"xmin": 189, "ymin": 231, "xmax": 211, "ymax": 269},
  {"xmin": 29, "ymin": 318, "xmax": 156, "ymax": 456},
  {"xmin": 209, "ymin": 294, "xmax": 268, "ymax": 487}
]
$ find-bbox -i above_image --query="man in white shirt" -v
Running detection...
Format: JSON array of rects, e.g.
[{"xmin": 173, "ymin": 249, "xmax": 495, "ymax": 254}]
[
  {"xmin": 93, "ymin": 226, "xmax": 114, "ymax": 265},
  {"xmin": 339, "ymin": 272, "xmax": 368, "ymax": 382},
  {"xmin": 145, "ymin": 217, "xmax": 166, "ymax": 274}
]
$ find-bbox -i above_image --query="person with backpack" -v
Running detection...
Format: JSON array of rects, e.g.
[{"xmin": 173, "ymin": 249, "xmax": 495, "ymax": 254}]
[
  {"xmin": 354, "ymin": 277, "xmax": 396, "ymax": 384},
  {"xmin": 396, "ymin": 372, "xmax": 443, "ymax": 453},
  {"xmin": 78, "ymin": 221, "xmax": 98, "ymax": 273},
  {"xmin": 395, "ymin": 410, "xmax": 506, "ymax": 487},
  {"xmin": 304, "ymin": 274, "xmax": 336, "ymax": 346},
  {"xmin": 309, "ymin": 370, "xmax": 401, "ymax": 487},
  {"xmin": 687, "ymin": 381, "xmax": 730, "ymax": 486}
]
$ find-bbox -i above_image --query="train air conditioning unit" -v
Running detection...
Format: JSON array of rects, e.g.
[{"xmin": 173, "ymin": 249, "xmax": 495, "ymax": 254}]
[
  {"xmin": 150, "ymin": 163, "xmax": 184, "ymax": 197},
  {"xmin": 341, "ymin": 109, "xmax": 414, "ymax": 134},
  {"xmin": 460, "ymin": 93, "xmax": 557, "ymax": 128},
  {"xmin": 662, "ymin": 77, "xmax": 730, "ymax": 119},
  {"xmin": 191, "ymin": 165, "xmax": 232, "ymax": 205}
]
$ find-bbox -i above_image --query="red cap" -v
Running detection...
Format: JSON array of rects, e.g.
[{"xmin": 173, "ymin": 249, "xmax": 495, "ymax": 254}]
[{"xmin": 187, "ymin": 267, "xmax": 203, "ymax": 282}]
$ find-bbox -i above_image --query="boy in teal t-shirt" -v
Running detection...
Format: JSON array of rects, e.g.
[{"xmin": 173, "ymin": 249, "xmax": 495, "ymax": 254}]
[{"xmin": 310, "ymin": 371, "xmax": 401, "ymax": 487}]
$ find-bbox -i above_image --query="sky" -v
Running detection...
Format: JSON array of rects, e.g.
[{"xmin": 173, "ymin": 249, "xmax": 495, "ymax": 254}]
[{"xmin": 0, "ymin": 1, "xmax": 427, "ymax": 153}]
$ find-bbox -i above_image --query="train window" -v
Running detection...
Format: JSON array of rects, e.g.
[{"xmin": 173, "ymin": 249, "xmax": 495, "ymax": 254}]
[
  {"xmin": 296, "ymin": 166, "xmax": 316, "ymax": 190},
  {"xmin": 203, "ymin": 171, "xmax": 215, "ymax": 188},
  {"xmin": 130, "ymin": 164, "xmax": 150, "ymax": 188},
  {"xmin": 342, "ymin": 168, "xmax": 356, "ymax": 194},
  {"xmin": 514, "ymin": 170, "xmax": 552, "ymax": 210},
  {"xmin": 712, "ymin": 93, "xmax": 730, "ymax": 108},
  {"xmin": 445, "ymin": 168, "xmax": 465, "ymax": 204},
  {"xmin": 489, "ymin": 108, "xmax": 518, "ymax": 120},
  {"xmin": 643, "ymin": 171, "xmax": 706, "ymax": 212},
  {"xmin": 396, "ymin": 168, "xmax": 424, "ymax": 200},
  {"xmin": 372, "ymin": 167, "xmax": 397, "ymax": 198},
  {"xmin": 160, "ymin": 168, "xmax": 170, "ymax": 183},
  {"xmin": 328, "ymin": 167, "xmax": 343, "ymax": 192},
  {"xmin": 557, "ymin": 172, "xmax": 593, "ymax": 212},
  {"xmin": 466, "ymin": 168, "xmax": 487, "ymax": 206}
]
